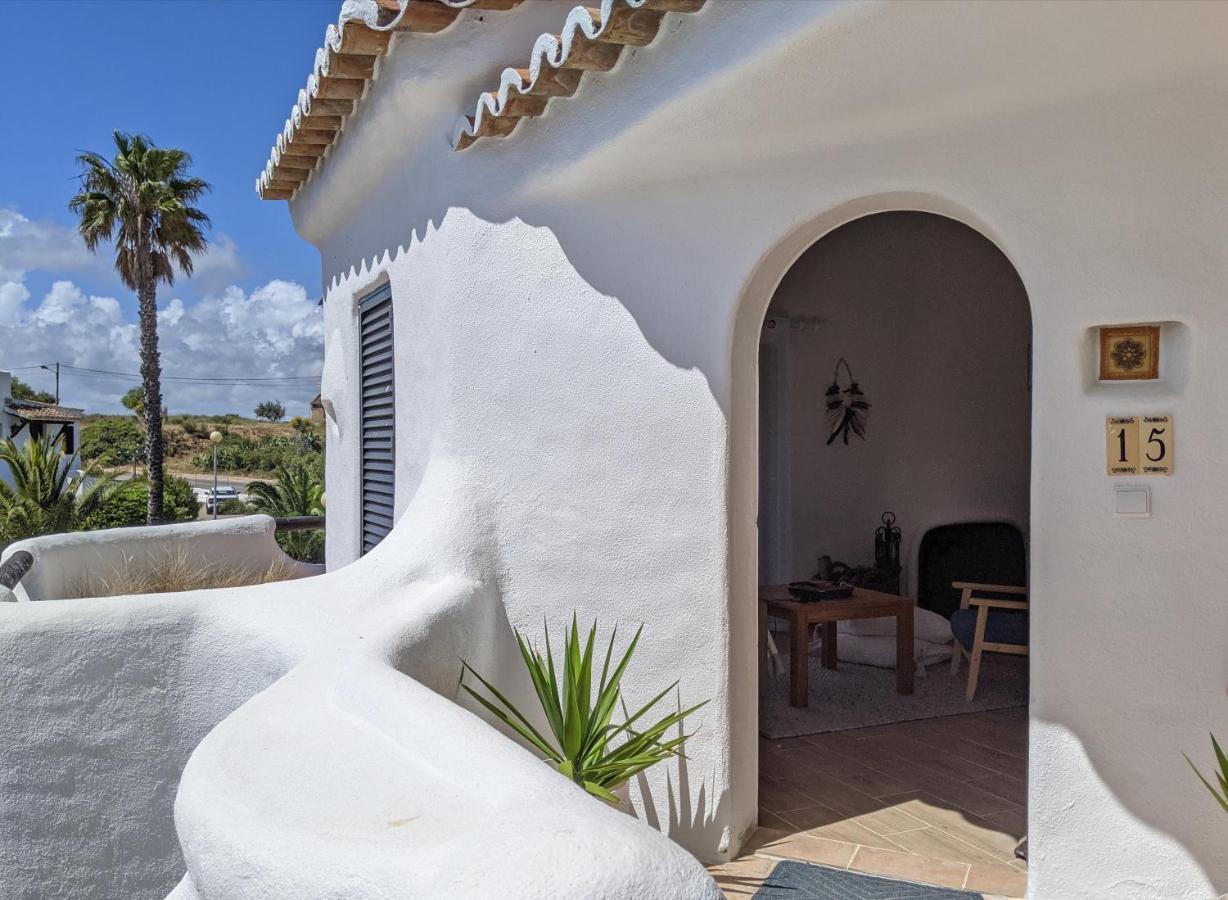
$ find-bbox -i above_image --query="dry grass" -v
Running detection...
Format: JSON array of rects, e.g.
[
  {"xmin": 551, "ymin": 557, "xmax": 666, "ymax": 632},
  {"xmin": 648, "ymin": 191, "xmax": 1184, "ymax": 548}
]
[{"xmin": 70, "ymin": 545, "xmax": 305, "ymax": 598}]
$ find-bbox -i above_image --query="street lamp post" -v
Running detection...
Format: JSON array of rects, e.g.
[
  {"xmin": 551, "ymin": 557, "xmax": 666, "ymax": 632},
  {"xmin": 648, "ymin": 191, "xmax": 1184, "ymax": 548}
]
[{"xmin": 209, "ymin": 430, "xmax": 223, "ymax": 520}]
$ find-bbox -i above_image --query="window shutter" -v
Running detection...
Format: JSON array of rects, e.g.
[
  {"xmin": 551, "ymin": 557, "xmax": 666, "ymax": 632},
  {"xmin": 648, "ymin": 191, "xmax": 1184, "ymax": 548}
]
[{"xmin": 359, "ymin": 284, "xmax": 395, "ymax": 554}]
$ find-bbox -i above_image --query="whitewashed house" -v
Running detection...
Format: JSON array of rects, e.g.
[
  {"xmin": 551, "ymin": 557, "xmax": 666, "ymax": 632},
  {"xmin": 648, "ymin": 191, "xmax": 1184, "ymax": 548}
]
[
  {"xmin": 0, "ymin": 369, "xmax": 83, "ymax": 461},
  {"xmin": 2, "ymin": 1, "xmax": 1227, "ymax": 898}
]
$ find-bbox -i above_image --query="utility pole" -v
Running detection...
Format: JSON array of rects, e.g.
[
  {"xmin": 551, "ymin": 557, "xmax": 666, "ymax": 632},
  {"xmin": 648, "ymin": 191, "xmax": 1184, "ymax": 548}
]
[{"xmin": 40, "ymin": 363, "xmax": 60, "ymax": 403}]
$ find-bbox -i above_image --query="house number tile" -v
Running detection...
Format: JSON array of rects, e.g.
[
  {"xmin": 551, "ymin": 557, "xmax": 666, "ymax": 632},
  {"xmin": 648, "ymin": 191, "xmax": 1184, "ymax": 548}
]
[{"xmin": 1106, "ymin": 415, "xmax": 1173, "ymax": 476}]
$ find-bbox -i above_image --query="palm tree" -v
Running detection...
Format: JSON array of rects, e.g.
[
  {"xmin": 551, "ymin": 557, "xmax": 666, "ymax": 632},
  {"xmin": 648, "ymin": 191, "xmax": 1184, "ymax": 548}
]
[
  {"xmin": 70, "ymin": 132, "xmax": 211, "ymax": 523},
  {"xmin": 246, "ymin": 462, "xmax": 324, "ymax": 562},
  {"xmin": 0, "ymin": 438, "xmax": 120, "ymax": 543}
]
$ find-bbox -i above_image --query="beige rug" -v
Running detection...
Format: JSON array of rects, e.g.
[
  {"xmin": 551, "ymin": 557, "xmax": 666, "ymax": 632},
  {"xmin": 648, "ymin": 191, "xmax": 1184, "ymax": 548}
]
[{"xmin": 759, "ymin": 653, "xmax": 1027, "ymax": 739}]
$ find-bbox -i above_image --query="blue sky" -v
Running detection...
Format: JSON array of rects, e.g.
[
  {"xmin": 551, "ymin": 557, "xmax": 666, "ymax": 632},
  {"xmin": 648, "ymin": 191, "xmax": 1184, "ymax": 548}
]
[{"xmin": 0, "ymin": 0, "xmax": 341, "ymax": 414}]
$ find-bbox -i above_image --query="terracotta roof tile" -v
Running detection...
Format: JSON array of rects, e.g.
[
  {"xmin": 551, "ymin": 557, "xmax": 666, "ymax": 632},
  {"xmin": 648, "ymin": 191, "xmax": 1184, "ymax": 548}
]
[
  {"xmin": 453, "ymin": 0, "xmax": 705, "ymax": 151},
  {"xmin": 257, "ymin": 0, "xmax": 704, "ymax": 199},
  {"xmin": 5, "ymin": 400, "xmax": 84, "ymax": 422},
  {"xmin": 257, "ymin": 0, "xmax": 527, "ymax": 201}
]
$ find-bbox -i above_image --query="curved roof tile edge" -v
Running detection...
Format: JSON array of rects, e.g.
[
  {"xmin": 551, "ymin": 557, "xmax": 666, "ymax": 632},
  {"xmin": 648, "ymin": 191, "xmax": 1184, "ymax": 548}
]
[
  {"xmin": 452, "ymin": 0, "xmax": 706, "ymax": 151},
  {"xmin": 256, "ymin": 0, "xmax": 509, "ymax": 202}
]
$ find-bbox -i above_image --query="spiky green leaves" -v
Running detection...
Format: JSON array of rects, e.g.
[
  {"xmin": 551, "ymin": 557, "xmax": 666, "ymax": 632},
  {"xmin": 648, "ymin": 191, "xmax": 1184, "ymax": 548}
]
[
  {"xmin": 1186, "ymin": 734, "xmax": 1228, "ymax": 814},
  {"xmin": 0, "ymin": 437, "xmax": 121, "ymax": 543},
  {"xmin": 461, "ymin": 615, "xmax": 706, "ymax": 805}
]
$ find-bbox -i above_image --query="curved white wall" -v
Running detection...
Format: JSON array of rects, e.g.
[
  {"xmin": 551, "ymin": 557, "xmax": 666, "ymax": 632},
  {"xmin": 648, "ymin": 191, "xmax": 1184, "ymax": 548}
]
[{"xmin": 301, "ymin": 1, "xmax": 1228, "ymax": 895}]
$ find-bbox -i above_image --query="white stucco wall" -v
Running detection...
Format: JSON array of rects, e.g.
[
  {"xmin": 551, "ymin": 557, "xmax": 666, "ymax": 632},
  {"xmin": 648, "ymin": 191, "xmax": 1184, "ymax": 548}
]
[
  {"xmin": 762, "ymin": 211, "xmax": 1031, "ymax": 587},
  {"xmin": 299, "ymin": 1, "xmax": 1228, "ymax": 896}
]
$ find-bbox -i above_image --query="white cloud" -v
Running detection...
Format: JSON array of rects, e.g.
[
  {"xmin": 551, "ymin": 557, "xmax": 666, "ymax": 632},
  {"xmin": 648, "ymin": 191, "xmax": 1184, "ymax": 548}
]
[
  {"xmin": 0, "ymin": 209, "xmax": 105, "ymax": 284},
  {"xmin": 0, "ymin": 276, "xmax": 322, "ymax": 416},
  {"xmin": 0, "ymin": 207, "xmax": 243, "ymax": 290},
  {"xmin": 0, "ymin": 205, "xmax": 316, "ymax": 415}
]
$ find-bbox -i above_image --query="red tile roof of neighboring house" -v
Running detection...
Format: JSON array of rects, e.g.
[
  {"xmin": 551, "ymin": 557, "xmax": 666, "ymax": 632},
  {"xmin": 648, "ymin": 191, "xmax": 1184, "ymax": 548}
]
[
  {"xmin": 5, "ymin": 399, "xmax": 84, "ymax": 423},
  {"xmin": 256, "ymin": 0, "xmax": 704, "ymax": 201}
]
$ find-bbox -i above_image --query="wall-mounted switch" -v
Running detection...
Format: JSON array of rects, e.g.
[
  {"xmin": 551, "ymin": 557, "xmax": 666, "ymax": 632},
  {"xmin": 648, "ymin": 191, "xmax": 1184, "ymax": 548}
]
[{"xmin": 1115, "ymin": 485, "xmax": 1150, "ymax": 517}]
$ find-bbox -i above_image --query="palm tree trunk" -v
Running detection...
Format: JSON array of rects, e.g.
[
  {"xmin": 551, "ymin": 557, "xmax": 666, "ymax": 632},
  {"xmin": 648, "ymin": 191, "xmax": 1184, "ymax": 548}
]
[{"xmin": 137, "ymin": 254, "xmax": 165, "ymax": 525}]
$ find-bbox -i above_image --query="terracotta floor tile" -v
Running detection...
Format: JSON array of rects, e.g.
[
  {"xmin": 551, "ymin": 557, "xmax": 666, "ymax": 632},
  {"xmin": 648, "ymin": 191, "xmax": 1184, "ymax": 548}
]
[
  {"xmin": 810, "ymin": 755, "xmax": 921, "ymax": 798},
  {"xmin": 886, "ymin": 822, "xmax": 1010, "ymax": 868},
  {"xmin": 757, "ymin": 809, "xmax": 794, "ymax": 831},
  {"xmin": 849, "ymin": 804, "xmax": 931, "ymax": 837},
  {"xmin": 966, "ymin": 861, "xmax": 1029, "ymax": 897},
  {"xmin": 872, "ymin": 734, "xmax": 1001, "ymax": 782},
  {"xmin": 759, "ymin": 748, "xmax": 820, "ymax": 779},
  {"xmin": 758, "ymin": 778, "xmax": 816, "ymax": 813},
  {"xmin": 911, "ymin": 730, "xmax": 1028, "ymax": 778},
  {"xmin": 969, "ymin": 772, "xmax": 1027, "ymax": 807},
  {"xmin": 907, "ymin": 771, "xmax": 1018, "ymax": 817},
  {"xmin": 803, "ymin": 816, "xmax": 907, "ymax": 852},
  {"xmin": 741, "ymin": 827, "xmax": 792, "ymax": 854},
  {"xmin": 762, "ymin": 735, "xmax": 818, "ymax": 753},
  {"xmin": 873, "ymin": 791, "xmax": 1020, "ymax": 860},
  {"xmin": 757, "ymin": 710, "xmax": 1028, "ymax": 898},
  {"xmin": 775, "ymin": 772, "xmax": 883, "ymax": 817},
  {"xmin": 980, "ymin": 804, "xmax": 1028, "ymax": 840},
  {"xmin": 847, "ymin": 844, "xmax": 971, "ymax": 890},
  {"xmin": 707, "ymin": 854, "xmax": 777, "ymax": 899},
  {"xmin": 749, "ymin": 830, "xmax": 859, "ymax": 868}
]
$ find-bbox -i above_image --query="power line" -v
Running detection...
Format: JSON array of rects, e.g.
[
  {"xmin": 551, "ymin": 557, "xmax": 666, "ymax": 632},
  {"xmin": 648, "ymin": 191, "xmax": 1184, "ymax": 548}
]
[{"xmin": 53, "ymin": 363, "xmax": 320, "ymax": 386}]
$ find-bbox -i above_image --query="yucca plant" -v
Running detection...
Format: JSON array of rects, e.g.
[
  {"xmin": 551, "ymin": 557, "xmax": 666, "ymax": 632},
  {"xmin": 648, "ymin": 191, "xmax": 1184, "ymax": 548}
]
[
  {"xmin": 461, "ymin": 617, "xmax": 706, "ymax": 804},
  {"xmin": 1186, "ymin": 734, "xmax": 1228, "ymax": 814}
]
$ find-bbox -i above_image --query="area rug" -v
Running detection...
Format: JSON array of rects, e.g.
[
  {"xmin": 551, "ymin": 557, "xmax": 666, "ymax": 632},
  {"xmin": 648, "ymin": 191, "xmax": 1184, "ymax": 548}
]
[
  {"xmin": 760, "ymin": 653, "xmax": 1026, "ymax": 740},
  {"xmin": 754, "ymin": 860, "xmax": 983, "ymax": 899}
]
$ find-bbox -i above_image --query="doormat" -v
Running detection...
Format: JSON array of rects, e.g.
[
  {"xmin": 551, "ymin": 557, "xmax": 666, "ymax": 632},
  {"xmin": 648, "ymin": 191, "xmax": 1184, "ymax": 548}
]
[
  {"xmin": 754, "ymin": 859, "xmax": 983, "ymax": 899},
  {"xmin": 760, "ymin": 654, "xmax": 1026, "ymax": 739}
]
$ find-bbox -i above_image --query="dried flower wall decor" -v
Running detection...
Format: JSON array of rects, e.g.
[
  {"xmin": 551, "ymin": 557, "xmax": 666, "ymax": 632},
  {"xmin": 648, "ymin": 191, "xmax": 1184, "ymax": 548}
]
[
  {"xmin": 825, "ymin": 357, "xmax": 871, "ymax": 445},
  {"xmin": 1099, "ymin": 325, "xmax": 1160, "ymax": 381}
]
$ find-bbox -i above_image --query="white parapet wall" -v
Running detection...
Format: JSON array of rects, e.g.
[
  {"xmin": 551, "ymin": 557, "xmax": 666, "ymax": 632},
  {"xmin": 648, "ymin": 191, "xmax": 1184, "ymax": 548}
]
[
  {"xmin": 3, "ymin": 515, "xmax": 321, "ymax": 602},
  {"xmin": 0, "ymin": 479, "xmax": 719, "ymax": 898}
]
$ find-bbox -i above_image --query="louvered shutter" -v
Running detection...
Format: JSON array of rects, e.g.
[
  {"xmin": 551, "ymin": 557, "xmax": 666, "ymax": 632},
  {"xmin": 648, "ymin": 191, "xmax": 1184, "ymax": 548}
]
[{"xmin": 359, "ymin": 285, "xmax": 395, "ymax": 554}]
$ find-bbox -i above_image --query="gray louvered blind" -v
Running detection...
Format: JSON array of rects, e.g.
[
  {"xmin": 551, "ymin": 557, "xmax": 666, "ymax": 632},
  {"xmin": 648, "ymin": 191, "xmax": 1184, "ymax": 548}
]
[{"xmin": 359, "ymin": 284, "xmax": 395, "ymax": 554}]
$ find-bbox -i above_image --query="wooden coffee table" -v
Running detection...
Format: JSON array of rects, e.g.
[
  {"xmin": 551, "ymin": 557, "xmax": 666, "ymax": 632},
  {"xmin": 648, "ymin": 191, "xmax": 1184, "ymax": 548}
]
[{"xmin": 761, "ymin": 585, "xmax": 915, "ymax": 707}]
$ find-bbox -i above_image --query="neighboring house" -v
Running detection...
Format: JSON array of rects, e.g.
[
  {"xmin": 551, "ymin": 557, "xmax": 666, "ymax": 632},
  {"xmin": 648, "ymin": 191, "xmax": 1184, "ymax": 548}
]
[
  {"xmin": 309, "ymin": 392, "xmax": 325, "ymax": 426},
  {"xmin": 2, "ymin": 2, "xmax": 1227, "ymax": 899},
  {"xmin": 0, "ymin": 370, "xmax": 83, "ymax": 457}
]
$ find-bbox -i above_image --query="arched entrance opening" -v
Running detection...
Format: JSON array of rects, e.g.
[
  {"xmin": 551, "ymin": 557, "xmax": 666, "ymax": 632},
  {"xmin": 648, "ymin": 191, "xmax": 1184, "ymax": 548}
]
[{"xmin": 745, "ymin": 211, "xmax": 1032, "ymax": 894}]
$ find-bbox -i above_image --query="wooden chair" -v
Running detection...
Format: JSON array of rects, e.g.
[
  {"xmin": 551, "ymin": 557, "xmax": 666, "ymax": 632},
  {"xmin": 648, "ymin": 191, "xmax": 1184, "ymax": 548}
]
[{"xmin": 948, "ymin": 581, "xmax": 1028, "ymax": 701}]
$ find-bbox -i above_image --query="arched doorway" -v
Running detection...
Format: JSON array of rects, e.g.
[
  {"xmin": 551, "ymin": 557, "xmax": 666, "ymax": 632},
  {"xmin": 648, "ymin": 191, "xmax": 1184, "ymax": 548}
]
[{"xmin": 745, "ymin": 211, "xmax": 1032, "ymax": 895}]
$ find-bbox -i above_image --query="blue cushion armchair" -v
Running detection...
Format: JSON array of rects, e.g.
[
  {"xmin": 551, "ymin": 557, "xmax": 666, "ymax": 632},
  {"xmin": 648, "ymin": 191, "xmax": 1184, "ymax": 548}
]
[{"xmin": 949, "ymin": 581, "xmax": 1028, "ymax": 701}]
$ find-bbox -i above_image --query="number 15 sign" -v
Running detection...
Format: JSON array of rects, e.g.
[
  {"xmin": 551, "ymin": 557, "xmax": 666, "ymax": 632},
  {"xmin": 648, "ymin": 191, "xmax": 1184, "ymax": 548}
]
[{"xmin": 1106, "ymin": 415, "xmax": 1173, "ymax": 476}]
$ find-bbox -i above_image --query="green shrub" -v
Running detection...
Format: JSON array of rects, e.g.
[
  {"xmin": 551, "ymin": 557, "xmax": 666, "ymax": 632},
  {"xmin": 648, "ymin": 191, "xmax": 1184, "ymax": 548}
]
[
  {"xmin": 216, "ymin": 498, "xmax": 254, "ymax": 515},
  {"xmin": 83, "ymin": 475, "xmax": 199, "ymax": 529},
  {"xmin": 80, "ymin": 418, "xmax": 144, "ymax": 467},
  {"xmin": 189, "ymin": 435, "xmax": 321, "ymax": 475}
]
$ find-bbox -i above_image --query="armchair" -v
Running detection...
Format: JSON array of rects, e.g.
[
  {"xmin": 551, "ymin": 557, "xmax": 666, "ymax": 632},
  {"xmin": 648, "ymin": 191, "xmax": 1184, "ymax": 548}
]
[{"xmin": 948, "ymin": 581, "xmax": 1028, "ymax": 701}]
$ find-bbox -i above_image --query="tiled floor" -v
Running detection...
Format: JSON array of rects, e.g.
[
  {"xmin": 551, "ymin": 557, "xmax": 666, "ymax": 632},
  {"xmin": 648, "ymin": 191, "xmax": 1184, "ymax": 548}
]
[{"xmin": 710, "ymin": 708, "xmax": 1027, "ymax": 899}]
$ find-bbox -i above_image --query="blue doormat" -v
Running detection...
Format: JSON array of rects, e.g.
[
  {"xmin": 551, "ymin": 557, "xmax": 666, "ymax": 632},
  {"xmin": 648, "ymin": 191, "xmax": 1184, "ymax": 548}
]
[{"xmin": 754, "ymin": 860, "xmax": 982, "ymax": 899}]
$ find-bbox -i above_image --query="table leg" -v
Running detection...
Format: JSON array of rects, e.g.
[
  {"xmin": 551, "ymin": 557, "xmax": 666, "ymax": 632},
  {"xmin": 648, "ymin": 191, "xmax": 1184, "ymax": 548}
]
[
  {"xmin": 896, "ymin": 605, "xmax": 915, "ymax": 694},
  {"xmin": 789, "ymin": 611, "xmax": 809, "ymax": 707},
  {"xmin": 821, "ymin": 621, "xmax": 838, "ymax": 670}
]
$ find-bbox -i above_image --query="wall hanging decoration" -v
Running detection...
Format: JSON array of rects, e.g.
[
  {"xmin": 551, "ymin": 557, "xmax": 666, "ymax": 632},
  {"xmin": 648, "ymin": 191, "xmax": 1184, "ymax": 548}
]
[
  {"xmin": 825, "ymin": 357, "xmax": 871, "ymax": 445},
  {"xmin": 1099, "ymin": 324, "xmax": 1160, "ymax": 381}
]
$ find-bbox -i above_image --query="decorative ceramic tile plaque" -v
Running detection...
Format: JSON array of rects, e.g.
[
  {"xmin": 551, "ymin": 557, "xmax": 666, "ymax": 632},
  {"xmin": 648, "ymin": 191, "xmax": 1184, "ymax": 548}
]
[
  {"xmin": 1099, "ymin": 325, "xmax": 1160, "ymax": 381},
  {"xmin": 1106, "ymin": 415, "xmax": 1173, "ymax": 475}
]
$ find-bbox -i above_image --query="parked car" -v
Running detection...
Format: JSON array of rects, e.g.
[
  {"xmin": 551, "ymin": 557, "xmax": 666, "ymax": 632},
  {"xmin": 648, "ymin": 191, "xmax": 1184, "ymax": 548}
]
[{"xmin": 203, "ymin": 486, "xmax": 241, "ymax": 514}]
